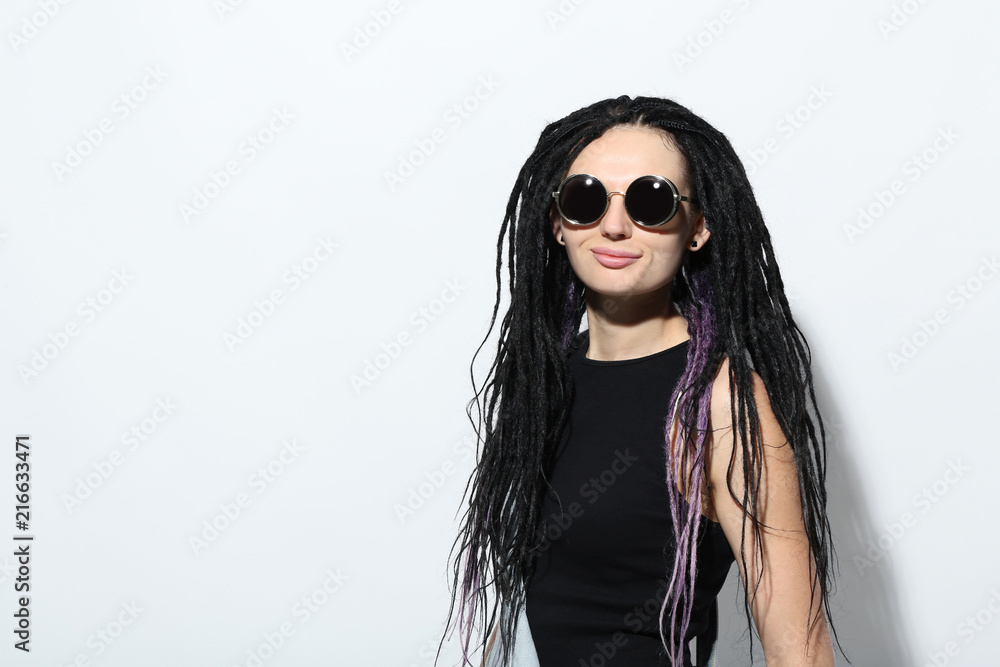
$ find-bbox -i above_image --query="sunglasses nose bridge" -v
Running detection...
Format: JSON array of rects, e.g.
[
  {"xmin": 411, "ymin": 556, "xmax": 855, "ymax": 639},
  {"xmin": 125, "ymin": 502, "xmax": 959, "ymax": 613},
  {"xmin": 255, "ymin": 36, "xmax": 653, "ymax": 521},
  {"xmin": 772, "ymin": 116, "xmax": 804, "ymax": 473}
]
[
  {"xmin": 605, "ymin": 190, "xmax": 626, "ymax": 211},
  {"xmin": 599, "ymin": 190, "xmax": 632, "ymax": 234}
]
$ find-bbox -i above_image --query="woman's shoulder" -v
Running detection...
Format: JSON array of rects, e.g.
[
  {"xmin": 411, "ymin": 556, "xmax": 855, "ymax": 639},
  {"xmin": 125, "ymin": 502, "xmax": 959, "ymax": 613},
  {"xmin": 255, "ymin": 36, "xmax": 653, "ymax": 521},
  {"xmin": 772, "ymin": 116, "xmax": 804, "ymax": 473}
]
[
  {"xmin": 707, "ymin": 357, "xmax": 775, "ymax": 427},
  {"xmin": 706, "ymin": 357, "xmax": 793, "ymax": 497}
]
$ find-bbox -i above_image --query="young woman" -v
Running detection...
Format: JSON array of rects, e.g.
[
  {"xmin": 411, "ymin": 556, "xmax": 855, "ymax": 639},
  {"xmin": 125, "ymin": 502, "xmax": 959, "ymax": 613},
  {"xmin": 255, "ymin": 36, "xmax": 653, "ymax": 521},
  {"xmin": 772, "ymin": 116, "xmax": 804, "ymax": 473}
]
[{"xmin": 439, "ymin": 95, "xmax": 845, "ymax": 667}]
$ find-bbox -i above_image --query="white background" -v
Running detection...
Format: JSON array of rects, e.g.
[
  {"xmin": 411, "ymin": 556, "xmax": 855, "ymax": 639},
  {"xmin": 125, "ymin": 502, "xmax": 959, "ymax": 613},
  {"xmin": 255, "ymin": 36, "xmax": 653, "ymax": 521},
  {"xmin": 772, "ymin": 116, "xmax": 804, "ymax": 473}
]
[{"xmin": 1, "ymin": 0, "xmax": 997, "ymax": 665}]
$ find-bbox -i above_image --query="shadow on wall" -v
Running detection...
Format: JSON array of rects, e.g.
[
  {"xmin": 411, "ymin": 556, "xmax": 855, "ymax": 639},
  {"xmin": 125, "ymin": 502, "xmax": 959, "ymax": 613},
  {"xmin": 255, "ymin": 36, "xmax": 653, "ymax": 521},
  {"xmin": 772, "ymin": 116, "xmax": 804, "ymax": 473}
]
[{"xmin": 711, "ymin": 364, "xmax": 911, "ymax": 665}]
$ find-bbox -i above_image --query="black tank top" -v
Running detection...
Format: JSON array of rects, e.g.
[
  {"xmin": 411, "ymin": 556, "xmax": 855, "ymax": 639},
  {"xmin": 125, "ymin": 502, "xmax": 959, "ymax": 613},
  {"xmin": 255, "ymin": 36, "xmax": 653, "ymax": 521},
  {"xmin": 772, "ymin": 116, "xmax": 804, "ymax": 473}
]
[{"xmin": 524, "ymin": 331, "xmax": 735, "ymax": 667}]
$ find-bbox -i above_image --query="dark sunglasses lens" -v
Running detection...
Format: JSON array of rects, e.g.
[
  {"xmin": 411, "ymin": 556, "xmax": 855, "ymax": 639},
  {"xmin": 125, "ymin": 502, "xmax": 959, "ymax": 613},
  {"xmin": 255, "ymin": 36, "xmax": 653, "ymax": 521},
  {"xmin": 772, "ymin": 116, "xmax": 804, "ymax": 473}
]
[
  {"xmin": 559, "ymin": 176, "xmax": 606, "ymax": 224},
  {"xmin": 625, "ymin": 176, "xmax": 675, "ymax": 226}
]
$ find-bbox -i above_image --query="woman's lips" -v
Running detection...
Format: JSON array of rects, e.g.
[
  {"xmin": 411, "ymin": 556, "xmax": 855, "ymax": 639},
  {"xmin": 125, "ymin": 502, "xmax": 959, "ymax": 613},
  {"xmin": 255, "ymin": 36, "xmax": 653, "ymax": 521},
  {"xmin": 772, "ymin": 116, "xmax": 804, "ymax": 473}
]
[{"xmin": 592, "ymin": 248, "xmax": 640, "ymax": 269}]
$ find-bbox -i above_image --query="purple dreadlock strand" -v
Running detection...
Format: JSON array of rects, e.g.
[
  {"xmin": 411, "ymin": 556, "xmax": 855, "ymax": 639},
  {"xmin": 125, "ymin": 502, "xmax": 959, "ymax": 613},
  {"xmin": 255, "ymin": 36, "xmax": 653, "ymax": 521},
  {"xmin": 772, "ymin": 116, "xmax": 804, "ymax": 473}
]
[{"xmin": 659, "ymin": 263, "xmax": 718, "ymax": 665}]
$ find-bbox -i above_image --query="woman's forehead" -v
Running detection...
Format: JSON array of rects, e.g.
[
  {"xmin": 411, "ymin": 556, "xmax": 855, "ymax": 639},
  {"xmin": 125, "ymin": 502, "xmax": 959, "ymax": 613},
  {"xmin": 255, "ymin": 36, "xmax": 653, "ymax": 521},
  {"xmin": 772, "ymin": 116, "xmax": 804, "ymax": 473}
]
[{"xmin": 569, "ymin": 126, "xmax": 686, "ymax": 187}]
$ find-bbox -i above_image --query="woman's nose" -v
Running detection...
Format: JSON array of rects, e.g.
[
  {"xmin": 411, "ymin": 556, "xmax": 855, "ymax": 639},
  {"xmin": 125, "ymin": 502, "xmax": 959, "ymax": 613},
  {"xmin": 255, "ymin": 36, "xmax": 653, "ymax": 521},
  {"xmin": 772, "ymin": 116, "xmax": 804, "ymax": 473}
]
[{"xmin": 600, "ymin": 192, "xmax": 632, "ymax": 238}]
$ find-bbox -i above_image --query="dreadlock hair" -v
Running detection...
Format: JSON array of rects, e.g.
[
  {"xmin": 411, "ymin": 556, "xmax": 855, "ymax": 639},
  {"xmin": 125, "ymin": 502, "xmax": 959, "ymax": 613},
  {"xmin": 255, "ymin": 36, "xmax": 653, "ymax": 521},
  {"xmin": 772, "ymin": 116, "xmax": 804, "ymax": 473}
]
[{"xmin": 436, "ymin": 95, "xmax": 845, "ymax": 667}]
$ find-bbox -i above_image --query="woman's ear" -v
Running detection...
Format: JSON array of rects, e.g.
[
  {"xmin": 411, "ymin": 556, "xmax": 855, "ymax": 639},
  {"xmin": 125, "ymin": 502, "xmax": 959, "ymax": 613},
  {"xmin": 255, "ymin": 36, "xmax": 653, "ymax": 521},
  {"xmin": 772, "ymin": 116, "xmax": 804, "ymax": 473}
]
[
  {"xmin": 689, "ymin": 210, "xmax": 710, "ymax": 250},
  {"xmin": 551, "ymin": 208, "xmax": 565, "ymax": 245}
]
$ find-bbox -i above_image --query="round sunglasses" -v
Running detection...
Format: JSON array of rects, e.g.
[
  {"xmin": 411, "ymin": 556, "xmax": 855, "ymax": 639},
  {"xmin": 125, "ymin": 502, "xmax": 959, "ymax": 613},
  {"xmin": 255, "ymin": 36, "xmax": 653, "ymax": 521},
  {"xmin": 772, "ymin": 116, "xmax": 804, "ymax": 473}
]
[{"xmin": 551, "ymin": 173, "xmax": 698, "ymax": 227}]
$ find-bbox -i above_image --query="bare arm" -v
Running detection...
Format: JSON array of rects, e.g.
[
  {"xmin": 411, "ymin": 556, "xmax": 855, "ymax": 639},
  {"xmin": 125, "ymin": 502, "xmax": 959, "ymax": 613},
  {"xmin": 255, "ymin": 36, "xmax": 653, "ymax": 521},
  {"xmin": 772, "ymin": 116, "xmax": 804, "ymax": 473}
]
[{"xmin": 705, "ymin": 361, "xmax": 834, "ymax": 666}]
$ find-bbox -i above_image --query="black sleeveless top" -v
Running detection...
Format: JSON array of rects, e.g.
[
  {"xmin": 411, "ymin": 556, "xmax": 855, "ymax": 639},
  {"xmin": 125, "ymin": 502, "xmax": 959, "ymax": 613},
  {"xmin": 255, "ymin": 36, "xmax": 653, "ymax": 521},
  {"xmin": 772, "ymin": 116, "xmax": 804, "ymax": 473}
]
[{"xmin": 524, "ymin": 331, "xmax": 735, "ymax": 667}]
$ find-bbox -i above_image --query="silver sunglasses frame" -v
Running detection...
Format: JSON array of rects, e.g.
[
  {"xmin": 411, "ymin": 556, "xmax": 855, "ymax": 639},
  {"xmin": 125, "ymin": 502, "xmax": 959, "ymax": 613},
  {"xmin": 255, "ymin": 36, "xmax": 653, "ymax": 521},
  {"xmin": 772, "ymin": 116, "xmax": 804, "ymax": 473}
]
[{"xmin": 551, "ymin": 173, "xmax": 698, "ymax": 227}]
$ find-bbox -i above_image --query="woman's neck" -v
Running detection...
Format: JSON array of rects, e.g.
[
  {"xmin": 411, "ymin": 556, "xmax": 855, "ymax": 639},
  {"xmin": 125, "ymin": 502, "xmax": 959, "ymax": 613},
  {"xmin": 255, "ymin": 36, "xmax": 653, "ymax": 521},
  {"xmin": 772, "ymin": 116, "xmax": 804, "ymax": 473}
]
[{"xmin": 583, "ymin": 285, "xmax": 690, "ymax": 361}]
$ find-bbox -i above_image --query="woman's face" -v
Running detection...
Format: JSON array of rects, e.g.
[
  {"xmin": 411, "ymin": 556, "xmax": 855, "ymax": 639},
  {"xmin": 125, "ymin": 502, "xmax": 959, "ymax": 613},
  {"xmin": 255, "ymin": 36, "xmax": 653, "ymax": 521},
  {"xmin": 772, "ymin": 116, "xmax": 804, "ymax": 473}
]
[{"xmin": 551, "ymin": 125, "xmax": 709, "ymax": 301}]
